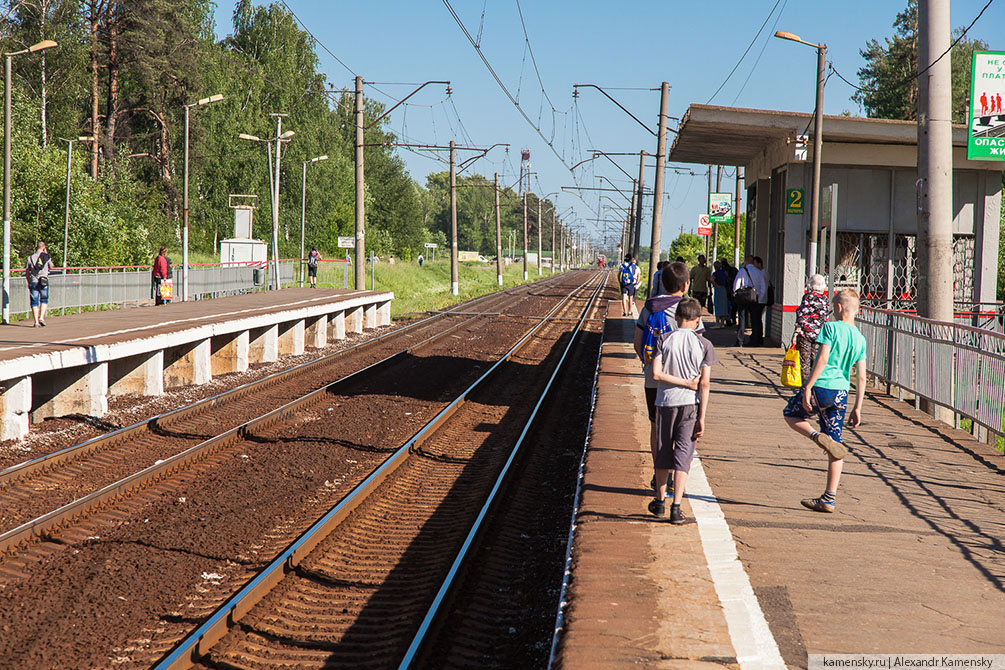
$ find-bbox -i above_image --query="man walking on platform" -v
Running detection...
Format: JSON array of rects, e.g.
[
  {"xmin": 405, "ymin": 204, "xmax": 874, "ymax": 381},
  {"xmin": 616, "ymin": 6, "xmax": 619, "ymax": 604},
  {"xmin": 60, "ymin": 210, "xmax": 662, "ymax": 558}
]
[
  {"xmin": 689, "ymin": 255, "xmax": 712, "ymax": 313},
  {"xmin": 732, "ymin": 255, "xmax": 766, "ymax": 346},
  {"xmin": 618, "ymin": 254, "xmax": 641, "ymax": 317}
]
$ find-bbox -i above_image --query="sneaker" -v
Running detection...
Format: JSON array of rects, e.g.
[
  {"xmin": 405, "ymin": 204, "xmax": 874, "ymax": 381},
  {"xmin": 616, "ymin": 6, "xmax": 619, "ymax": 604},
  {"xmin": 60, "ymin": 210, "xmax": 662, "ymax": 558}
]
[
  {"xmin": 813, "ymin": 432, "xmax": 847, "ymax": 459},
  {"xmin": 39, "ymin": 320, "xmax": 45, "ymax": 327},
  {"xmin": 801, "ymin": 497, "xmax": 836, "ymax": 513},
  {"xmin": 669, "ymin": 505, "xmax": 687, "ymax": 525},
  {"xmin": 648, "ymin": 498, "xmax": 665, "ymax": 517}
]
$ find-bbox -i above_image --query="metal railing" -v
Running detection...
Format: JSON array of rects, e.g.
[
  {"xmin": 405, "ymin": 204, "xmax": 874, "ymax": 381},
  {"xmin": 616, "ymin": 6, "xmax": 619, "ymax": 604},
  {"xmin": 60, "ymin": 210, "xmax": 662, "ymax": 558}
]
[
  {"xmin": 857, "ymin": 306, "xmax": 1005, "ymax": 441},
  {"xmin": 860, "ymin": 298, "xmax": 1004, "ymax": 333},
  {"xmin": 7, "ymin": 260, "xmax": 306, "ymax": 318}
]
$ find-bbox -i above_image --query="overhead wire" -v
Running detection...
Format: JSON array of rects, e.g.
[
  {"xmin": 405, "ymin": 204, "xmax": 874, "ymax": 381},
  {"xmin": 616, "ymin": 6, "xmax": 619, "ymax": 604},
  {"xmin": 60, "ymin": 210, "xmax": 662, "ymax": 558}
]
[
  {"xmin": 706, "ymin": 0, "xmax": 784, "ymax": 104},
  {"xmin": 730, "ymin": 0, "xmax": 788, "ymax": 105}
]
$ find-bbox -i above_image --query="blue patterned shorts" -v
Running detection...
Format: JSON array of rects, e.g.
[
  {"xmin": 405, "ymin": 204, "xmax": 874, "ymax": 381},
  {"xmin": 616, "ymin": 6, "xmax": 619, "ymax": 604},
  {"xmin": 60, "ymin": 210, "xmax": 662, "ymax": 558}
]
[{"xmin": 783, "ymin": 387, "xmax": 849, "ymax": 443}]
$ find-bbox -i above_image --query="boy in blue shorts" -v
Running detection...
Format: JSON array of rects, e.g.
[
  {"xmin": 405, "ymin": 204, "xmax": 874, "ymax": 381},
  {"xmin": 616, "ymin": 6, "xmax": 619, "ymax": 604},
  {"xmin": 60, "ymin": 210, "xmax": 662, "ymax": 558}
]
[{"xmin": 783, "ymin": 289, "xmax": 867, "ymax": 513}]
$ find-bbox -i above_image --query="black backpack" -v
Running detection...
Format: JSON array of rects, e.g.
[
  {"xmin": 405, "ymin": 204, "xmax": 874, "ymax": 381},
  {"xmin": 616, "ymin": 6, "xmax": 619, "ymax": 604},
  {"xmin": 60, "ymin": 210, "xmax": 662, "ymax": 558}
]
[{"xmin": 165, "ymin": 257, "xmax": 173, "ymax": 279}]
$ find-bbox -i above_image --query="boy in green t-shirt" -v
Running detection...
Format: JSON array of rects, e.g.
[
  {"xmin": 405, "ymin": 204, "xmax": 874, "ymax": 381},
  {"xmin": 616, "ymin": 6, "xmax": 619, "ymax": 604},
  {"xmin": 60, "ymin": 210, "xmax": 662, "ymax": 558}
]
[{"xmin": 782, "ymin": 290, "xmax": 867, "ymax": 513}]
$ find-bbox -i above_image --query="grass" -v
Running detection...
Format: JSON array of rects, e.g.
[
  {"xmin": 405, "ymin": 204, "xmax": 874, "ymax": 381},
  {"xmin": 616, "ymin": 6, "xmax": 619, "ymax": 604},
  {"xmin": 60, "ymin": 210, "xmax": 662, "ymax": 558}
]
[{"xmin": 346, "ymin": 259, "xmax": 549, "ymax": 316}]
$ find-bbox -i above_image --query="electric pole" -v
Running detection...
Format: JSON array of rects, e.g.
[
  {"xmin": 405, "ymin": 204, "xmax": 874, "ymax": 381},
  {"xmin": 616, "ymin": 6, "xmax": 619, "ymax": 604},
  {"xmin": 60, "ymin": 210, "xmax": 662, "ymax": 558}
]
[
  {"xmin": 551, "ymin": 205, "xmax": 556, "ymax": 274},
  {"xmin": 648, "ymin": 81, "xmax": 669, "ymax": 296},
  {"xmin": 706, "ymin": 165, "xmax": 713, "ymax": 259},
  {"xmin": 495, "ymin": 172, "xmax": 503, "ymax": 286},
  {"xmin": 711, "ymin": 165, "xmax": 722, "ymax": 261},
  {"xmin": 734, "ymin": 168, "xmax": 743, "ymax": 267},
  {"xmin": 354, "ymin": 75, "xmax": 365, "ymax": 290},
  {"xmin": 450, "ymin": 140, "xmax": 458, "ymax": 296},
  {"xmin": 634, "ymin": 151, "xmax": 645, "ymax": 260},
  {"xmin": 522, "ymin": 192, "xmax": 528, "ymax": 280},
  {"xmin": 537, "ymin": 198, "xmax": 543, "ymax": 276}
]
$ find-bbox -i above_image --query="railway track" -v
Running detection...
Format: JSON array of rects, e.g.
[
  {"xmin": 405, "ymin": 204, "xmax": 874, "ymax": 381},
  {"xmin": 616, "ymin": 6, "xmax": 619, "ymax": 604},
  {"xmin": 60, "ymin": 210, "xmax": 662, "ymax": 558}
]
[
  {"xmin": 154, "ymin": 271, "xmax": 609, "ymax": 670},
  {"xmin": 0, "ymin": 273, "xmax": 572, "ymax": 560},
  {"xmin": 0, "ymin": 271, "xmax": 605, "ymax": 669}
]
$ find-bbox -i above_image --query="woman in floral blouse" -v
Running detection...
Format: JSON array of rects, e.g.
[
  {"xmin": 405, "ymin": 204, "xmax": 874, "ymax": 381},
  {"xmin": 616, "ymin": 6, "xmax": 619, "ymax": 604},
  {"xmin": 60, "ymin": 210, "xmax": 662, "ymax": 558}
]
[{"xmin": 790, "ymin": 274, "xmax": 831, "ymax": 384}]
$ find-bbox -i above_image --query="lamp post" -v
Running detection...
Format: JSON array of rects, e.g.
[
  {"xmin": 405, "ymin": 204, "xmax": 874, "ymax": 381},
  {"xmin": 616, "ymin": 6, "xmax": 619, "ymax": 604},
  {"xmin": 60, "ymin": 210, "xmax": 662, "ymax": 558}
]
[
  {"xmin": 775, "ymin": 30, "xmax": 826, "ymax": 278},
  {"xmin": 61, "ymin": 136, "xmax": 95, "ymax": 268},
  {"xmin": 182, "ymin": 93, "xmax": 224, "ymax": 301},
  {"xmin": 239, "ymin": 120, "xmax": 295, "ymax": 292},
  {"xmin": 300, "ymin": 154, "xmax": 328, "ymax": 287},
  {"xmin": 4, "ymin": 39, "xmax": 57, "ymax": 323}
]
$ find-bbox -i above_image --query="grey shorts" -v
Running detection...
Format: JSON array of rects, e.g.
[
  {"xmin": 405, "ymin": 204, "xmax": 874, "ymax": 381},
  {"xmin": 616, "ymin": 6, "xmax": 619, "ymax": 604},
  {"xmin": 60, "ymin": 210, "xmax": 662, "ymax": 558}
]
[{"xmin": 654, "ymin": 404, "xmax": 698, "ymax": 472}]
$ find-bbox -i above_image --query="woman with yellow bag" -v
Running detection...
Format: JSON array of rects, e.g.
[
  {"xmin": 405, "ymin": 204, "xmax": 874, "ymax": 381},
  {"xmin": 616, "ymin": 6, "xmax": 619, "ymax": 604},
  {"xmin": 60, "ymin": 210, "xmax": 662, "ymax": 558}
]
[{"xmin": 788, "ymin": 274, "xmax": 831, "ymax": 385}]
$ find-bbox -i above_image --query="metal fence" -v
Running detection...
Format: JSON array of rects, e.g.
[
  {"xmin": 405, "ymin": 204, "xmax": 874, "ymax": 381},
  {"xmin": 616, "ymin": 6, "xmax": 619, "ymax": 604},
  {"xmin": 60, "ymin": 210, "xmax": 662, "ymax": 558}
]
[
  {"xmin": 8, "ymin": 260, "xmax": 306, "ymax": 318},
  {"xmin": 857, "ymin": 306, "xmax": 1005, "ymax": 440}
]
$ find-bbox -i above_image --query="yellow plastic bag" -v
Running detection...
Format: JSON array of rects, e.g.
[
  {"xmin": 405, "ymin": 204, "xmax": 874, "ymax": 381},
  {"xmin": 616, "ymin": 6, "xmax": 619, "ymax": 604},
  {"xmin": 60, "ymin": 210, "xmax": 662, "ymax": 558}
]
[{"xmin": 781, "ymin": 347, "xmax": 802, "ymax": 387}]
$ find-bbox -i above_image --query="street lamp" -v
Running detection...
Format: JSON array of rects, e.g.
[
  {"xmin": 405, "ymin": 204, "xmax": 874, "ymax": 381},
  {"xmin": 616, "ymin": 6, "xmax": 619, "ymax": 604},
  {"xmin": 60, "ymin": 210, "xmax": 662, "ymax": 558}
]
[
  {"xmin": 300, "ymin": 155, "xmax": 328, "ymax": 287},
  {"xmin": 775, "ymin": 29, "xmax": 826, "ymax": 279},
  {"xmin": 239, "ymin": 121, "xmax": 295, "ymax": 292},
  {"xmin": 182, "ymin": 93, "xmax": 224, "ymax": 301},
  {"xmin": 3, "ymin": 39, "xmax": 57, "ymax": 323},
  {"xmin": 61, "ymin": 136, "xmax": 96, "ymax": 268}
]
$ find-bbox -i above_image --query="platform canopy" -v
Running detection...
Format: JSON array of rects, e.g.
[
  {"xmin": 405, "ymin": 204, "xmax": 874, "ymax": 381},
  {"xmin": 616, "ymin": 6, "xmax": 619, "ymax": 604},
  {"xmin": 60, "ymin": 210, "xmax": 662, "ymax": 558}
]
[{"xmin": 667, "ymin": 104, "xmax": 970, "ymax": 166}]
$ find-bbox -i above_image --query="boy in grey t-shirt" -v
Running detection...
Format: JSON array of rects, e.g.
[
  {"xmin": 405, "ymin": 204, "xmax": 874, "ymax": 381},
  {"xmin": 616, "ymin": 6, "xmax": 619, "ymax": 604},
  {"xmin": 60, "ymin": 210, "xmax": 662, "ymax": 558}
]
[{"xmin": 649, "ymin": 298, "xmax": 717, "ymax": 525}]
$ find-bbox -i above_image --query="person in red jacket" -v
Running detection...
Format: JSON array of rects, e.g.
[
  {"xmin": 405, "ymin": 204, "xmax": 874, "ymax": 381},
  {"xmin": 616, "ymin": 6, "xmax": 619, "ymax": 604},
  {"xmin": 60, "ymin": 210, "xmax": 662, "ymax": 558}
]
[{"xmin": 152, "ymin": 247, "xmax": 172, "ymax": 305}]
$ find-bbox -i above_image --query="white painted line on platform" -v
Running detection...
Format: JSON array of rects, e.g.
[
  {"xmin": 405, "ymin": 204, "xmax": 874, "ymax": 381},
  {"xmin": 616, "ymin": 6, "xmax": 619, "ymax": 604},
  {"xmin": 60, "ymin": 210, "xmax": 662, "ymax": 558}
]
[
  {"xmin": 0, "ymin": 292, "xmax": 385, "ymax": 354},
  {"xmin": 687, "ymin": 457, "xmax": 786, "ymax": 670}
]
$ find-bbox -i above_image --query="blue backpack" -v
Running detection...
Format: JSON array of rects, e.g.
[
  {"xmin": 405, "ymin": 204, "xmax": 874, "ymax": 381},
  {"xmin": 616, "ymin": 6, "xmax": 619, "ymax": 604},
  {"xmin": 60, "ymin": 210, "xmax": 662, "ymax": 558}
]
[
  {"xmin": 641, "ymin": 309, "xmax": 672, "ymax": 364},
  {"xmin": 619, "ymin": 263, "xmax": 635, "ymax": 287}
]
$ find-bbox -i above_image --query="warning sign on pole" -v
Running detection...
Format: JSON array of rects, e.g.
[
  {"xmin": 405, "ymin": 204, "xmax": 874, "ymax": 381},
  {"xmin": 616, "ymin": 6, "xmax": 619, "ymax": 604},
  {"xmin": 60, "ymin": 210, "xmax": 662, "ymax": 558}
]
[
  {"xmin": 697, "ymin": 214, "xmax": 712, "ymax": 236},
  {"xmin": 968, "ymin": 51, "xmax": 1005, "ymax": 161}
]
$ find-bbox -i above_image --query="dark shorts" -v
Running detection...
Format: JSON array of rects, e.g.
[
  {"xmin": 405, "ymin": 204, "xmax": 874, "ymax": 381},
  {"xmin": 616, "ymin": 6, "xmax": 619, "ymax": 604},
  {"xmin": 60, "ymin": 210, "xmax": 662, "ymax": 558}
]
[
  {"xmin": 29, "ymin": 281, "xmax": 48, "ymax": 307},
  {"xmin": 308, "ymin": 265, "xmax": 318, "ymax": 277},
  {"xmin": 783, "ymin": 387, "xmax": 849, "ymax": 443},
  {"xmin": 620, "ymin": 284, "xmax": 636, "ymax": 297},
  {"xmin": 654, "ymin": 404, "xmax": 698, "ymax": 472},
  {"xmin": 644, "ymin": 386, "xmax": 657, "ymax": 422}
]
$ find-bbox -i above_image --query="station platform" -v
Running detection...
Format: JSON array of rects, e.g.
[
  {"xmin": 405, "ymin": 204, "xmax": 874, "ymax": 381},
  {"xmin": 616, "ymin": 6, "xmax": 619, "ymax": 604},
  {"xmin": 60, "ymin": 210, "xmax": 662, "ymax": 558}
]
[
  {"xmin": 553, "ymin": 306, "xmax": 1004, "ymax": 668},
  {"xmin": 0, "ymin": 289, "xmax": 392, "ymax": 441}
]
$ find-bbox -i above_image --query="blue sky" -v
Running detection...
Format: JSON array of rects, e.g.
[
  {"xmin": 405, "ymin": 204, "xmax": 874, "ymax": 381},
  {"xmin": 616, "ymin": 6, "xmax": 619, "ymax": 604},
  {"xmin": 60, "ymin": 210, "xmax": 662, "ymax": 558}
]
[{"xmin": 211, "ymin": 1, "xmax": 1004, "ymax": 251}]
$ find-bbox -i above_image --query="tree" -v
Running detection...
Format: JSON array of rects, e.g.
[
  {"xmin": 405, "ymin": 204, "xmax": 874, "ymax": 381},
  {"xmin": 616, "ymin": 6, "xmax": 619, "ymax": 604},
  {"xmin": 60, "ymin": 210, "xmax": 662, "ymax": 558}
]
[
  {"xmin": 667, "ymin": 233, "xmax": 705, "ymax": 265},
  {"xmin": 854, "ymin": 0, "xmax": 987, "ymax": 123}
]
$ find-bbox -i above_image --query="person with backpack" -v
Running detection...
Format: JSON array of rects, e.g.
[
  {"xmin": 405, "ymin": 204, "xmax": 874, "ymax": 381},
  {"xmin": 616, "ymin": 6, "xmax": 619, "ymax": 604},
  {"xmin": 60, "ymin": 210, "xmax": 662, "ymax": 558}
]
[
  {"xmin": 307, "ymin": 246, "xmax": 322, "ymax": 288},
  {"xmin": 152, "ymin": 247, "xmax": 172, "ymax": 305},
  {"xmin": 26, "ymin": 241, "xmax": 53, "ymax": 327},
  {"xmin": 634, "ymin": 261, "xmax": 706, "ymax": 494},
  {"xmin": 618, "ymin": 254, "xmax": 640, "ymax": 317}
]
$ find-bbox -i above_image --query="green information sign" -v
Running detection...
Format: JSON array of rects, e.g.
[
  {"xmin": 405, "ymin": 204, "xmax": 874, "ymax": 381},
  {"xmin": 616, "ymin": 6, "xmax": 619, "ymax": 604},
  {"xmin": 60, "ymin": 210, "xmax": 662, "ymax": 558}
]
[
  {"xmin": 786, "ymin": 188, "xmax": 804, "ymax": 214},
  {"xmin": 968, "ymin": 51, "xmax": 1005, "ymax": 161},
  {"xmin": 708, "ymin": 192, "xmax": 732, "ymax": 224}
]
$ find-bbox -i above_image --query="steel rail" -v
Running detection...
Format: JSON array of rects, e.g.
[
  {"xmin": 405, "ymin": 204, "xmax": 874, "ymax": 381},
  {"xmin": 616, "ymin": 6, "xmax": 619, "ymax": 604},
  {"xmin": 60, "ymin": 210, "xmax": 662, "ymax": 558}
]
[
  {"xmin": 398, "ymin": 271, "xmax": 608, "ymax": 668},
  {"xmin": 0, "ymin": 274, "xmax": 566, "ymax": 488},
  {"xmin": 153, "ymin": 272, "xmax": 602, "ymax": 670},
  {"xmin": 0, "ymin": 275, "xmax": 576, "ymax": 556}
]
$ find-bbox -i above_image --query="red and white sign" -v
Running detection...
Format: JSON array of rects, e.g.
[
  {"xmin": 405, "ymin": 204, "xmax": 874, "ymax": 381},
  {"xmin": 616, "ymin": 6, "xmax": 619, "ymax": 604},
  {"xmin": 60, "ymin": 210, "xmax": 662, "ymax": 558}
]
[{"xmin": 697, "ymin": 214, "xmax": 712, "ymax": 236}]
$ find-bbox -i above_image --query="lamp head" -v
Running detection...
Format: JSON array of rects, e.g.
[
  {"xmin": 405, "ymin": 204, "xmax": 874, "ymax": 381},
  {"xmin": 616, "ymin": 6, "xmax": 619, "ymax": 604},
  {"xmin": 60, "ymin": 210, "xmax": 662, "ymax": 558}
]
[
  {"xmin": 775, "ymin": 30, "xmax": 801, "ymax": 42},
  {"xmin": 196, "ymin": 94, "xmax": 224, "ymax": 106},
  {"xmin": 238, "ymin": 133, "xmax": 261, "ymax": 142},
  {"xmin": 279, "ymin": 130, "xmax": 295, "ymax": 140},
  {"xmin": 28, "ymin": 40, "xmax": 57, "ymax": 53},
  {"xmin": 78, "ymin": 136, "xmax": 96, "ymax": 142},
  {"xmin": 312, "ymin": 155, "xmax": 329, "ymax": 163}
]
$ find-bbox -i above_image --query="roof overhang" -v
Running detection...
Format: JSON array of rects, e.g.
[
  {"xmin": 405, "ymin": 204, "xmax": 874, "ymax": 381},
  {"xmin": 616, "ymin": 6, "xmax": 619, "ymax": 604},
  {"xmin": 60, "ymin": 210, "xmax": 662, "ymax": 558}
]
[{"xmin": 668, "ymin": 104, "xmax": 969, "ymax": 166}]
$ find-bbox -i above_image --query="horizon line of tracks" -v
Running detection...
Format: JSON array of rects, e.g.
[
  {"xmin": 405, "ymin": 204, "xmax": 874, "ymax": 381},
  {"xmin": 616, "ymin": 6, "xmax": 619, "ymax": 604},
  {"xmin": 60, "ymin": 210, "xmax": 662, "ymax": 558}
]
[
  {"xmin": 0, "ymin": 271, "xmax": 585, "ymax": 562},
  {"xmin": 154, "ymin": 271, "xmax": 609, "ymax": 669}
]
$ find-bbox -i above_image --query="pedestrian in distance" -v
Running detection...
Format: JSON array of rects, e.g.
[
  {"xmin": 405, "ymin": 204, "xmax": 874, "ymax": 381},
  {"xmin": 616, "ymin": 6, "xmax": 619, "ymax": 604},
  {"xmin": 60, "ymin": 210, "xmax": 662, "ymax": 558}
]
[
  {"xmin": 711, "ymin": 260, "xmax": 729, "ymax": 329},
  {"xmin": 618, "ymin": 254, "xmax": 641, "ymax": 317},
  {"xmin": 648, "ymin": 297, "xmax": 716, "ymax": 525},
  {"xmin": 651, "ymin": 260, "xmax": 667, "ymax": 298},
  {"xmin": 635, "ymin": 261, "xmax": 706, "ymax": 490},
  {"xmin": 152, "ymin": 246, "xmax": 172, "ymax": 305},
  {"xmin": 307, "ymin": 246, "xmax": 321, "ymax": 288},
  {"xmin": 26, "ymin": 241, "xmax": 53, "ymax": 327},
  {"xmin": 791, "ymin": 274, "xmax": 831, "ymax": 384},
  {"xmin": 689, "ymin": 254, "xmax": 712, "ymax": 314},
  {"xmin": 782, "ymin": 290, "xmax": 867, "ymax": 513},
  {"xmin": 722, "ymin": 257, "xmax": 739, "ymax": 326},
  {"xmin": 418, "ymin": 253, "xmax": 424, "ymax": 268},
  {"xmin": 732, "ymin": 255, "xmax": 766, "ymax": 347}
]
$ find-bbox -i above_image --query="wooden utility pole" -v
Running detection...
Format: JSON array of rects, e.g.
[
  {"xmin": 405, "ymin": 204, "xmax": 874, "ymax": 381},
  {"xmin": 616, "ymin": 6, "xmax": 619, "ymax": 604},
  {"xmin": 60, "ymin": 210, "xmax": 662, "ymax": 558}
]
[
  {"xmin": 354, "ymin": 75, "xmax": 365, "ymax": 290},
  {"xmin": 634, "ymin": 151, "xmax": 645, "ymax": 259},
  {"xmin": 734, "ymin": 168, "xmax": 743, "ymax": 267},
  {"xmin": 537, "ymin": 198, "xmax": 543, "ymax": 276},
  {"xmin": 711, "ymin": 165, "xmax": 722, "ymax": 261},
  {"xmin": 522, "ymin": 192, "xmax": 528, "ymax": 280},
  {"xmin": 648, "ymin": 82, "xmax": 669, "ymax": 295},
  {"xmin": 551, "ymin": 205, "xmax": 556, "ymax": 274},
  {"xmin": 495, "ymin": 172, "xmax": 503, "ymax": 286},
  {"xmin": 450, "ymin": 140, "xmax": 458, "ymax": 295}
]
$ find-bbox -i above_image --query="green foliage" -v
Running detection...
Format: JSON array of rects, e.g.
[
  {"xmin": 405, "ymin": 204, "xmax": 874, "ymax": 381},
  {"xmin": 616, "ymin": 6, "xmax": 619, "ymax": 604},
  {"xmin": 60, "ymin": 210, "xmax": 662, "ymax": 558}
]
[
  {"xmin": 712, "ymin": 213, "xmax": 746, "ymax": 263},
  {"xmin": 854, "ymin": 1, "xmax": 988, "ymax": 123},
  {"xmin": 667, "ymin": 233, "xmax": 706, "ymax": 265}
]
